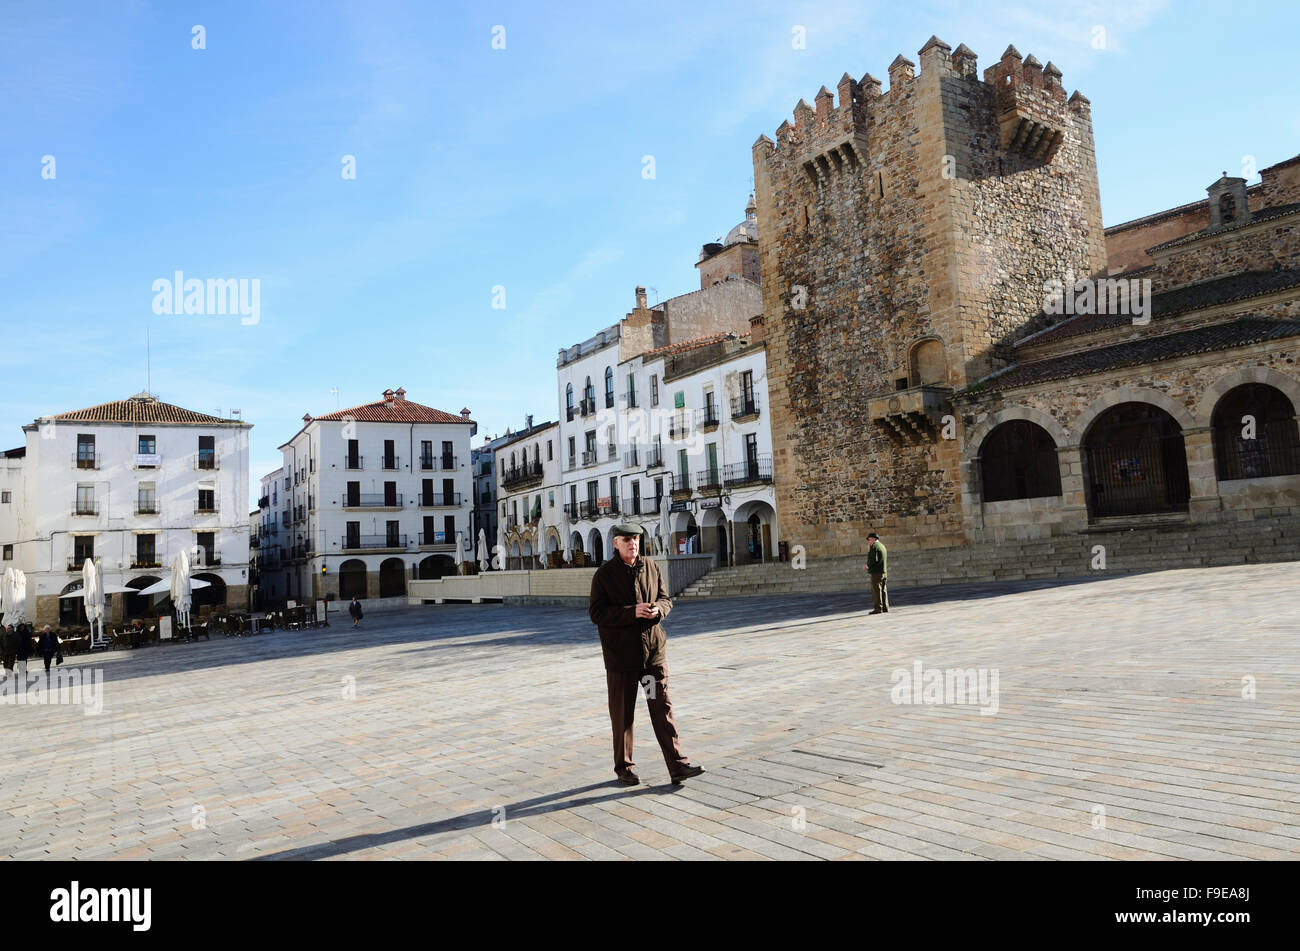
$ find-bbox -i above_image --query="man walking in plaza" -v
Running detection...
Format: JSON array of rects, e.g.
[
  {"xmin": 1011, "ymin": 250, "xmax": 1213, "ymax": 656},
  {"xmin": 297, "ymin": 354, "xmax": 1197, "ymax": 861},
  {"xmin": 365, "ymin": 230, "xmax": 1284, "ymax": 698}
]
[
  {"xmin": 862, "ymin": 532, "xmax": 889, "ymax": 614},
  {"xmin": 589, "ymin": 523, "xmax": 704, "ymax": 787}
]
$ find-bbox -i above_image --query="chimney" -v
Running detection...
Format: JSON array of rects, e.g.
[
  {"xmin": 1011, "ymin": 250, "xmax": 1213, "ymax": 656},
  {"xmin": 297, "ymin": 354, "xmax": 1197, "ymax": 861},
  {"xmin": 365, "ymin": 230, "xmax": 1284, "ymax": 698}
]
[
  {"xmin": 383, "ymin": 388, "xmax": 395, "ymax": 403},
  {"xmin": 460, "ymin": 407, "xmax": 472, "ymax": 420},
  {"xmin": 526, "ymin": 414, "xmax": 534, "ymax": 429},
  {"xmin": 635, "ymin": 286, "xmax": 647, "ymax": 309},
  {"xmin": 394, "ymin": 387, "xmax": 406, "ymax": 401},
  {"xmin": 748, "ymin": 313, "xmax": 765, "ymax": 345}
]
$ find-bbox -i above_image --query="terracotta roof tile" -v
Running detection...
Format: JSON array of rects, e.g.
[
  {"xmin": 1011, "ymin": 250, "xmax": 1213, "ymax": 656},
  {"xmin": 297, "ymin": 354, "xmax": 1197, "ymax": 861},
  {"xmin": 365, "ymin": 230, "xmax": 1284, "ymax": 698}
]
[
  {"xmin": 1022, "ymin": 268, "xmax": 1300, "ymax": 347},
  {"xmin": 50, "ymin": 393, "xmax": 242, "ymax": 425},
  {"xmin": 311, "ymin": 398, "xmax": 470, "ymax": 425},
  {"xmin": 979, "ymin": 318, "xmax": 1300, "ymax": 392},
  {"xmin": 642, "ymin": 332, "xmax": 736, "ymax": 359}
]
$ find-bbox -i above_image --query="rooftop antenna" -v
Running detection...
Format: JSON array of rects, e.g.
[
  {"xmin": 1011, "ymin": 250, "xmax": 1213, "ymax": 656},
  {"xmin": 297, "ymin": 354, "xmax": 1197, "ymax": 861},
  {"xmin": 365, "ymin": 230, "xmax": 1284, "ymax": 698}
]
[
  {"xmin": 146, "ymin": 327, "xmax": 151, "ymax": 394},
  {"xmin": 330, "ymin": 386, "xmax": 340, "ymax": 409}
]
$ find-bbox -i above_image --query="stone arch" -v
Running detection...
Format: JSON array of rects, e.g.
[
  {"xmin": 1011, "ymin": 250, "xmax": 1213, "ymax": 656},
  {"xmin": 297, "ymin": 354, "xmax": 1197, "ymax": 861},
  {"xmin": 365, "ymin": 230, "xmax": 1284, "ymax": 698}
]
[
  {"xmin": 1082, "ymin": 402, "xmax": 1190, "ymax": 518},
  {"xmin": 1073, "ymin": 386, "xmax": 1196, "ymax": 444},
  {"xmin": 908, "ymin": 336, "xmax": 948, "ymax": 387},
  {"xmin": 339, "ymin": 559, "xmax": 366, "ymax": 599},
  {"xmin": 1197, "ymin": 367, "xmax": 1300, "ymax": 428},
  {"xmin": 978, "ymin": 420, "xmax": 1063, "ymax": 502},
  {"xmin": 965, "ymin": 405, "xmax": 1069, "ymax": 459},
  {"xmin": 1210, "ymin": 382, "xmax": 1300, "ymax": 480},
  {"xmin": 378, "ymin": 558, "xmax": 406, "ymax": 598}
]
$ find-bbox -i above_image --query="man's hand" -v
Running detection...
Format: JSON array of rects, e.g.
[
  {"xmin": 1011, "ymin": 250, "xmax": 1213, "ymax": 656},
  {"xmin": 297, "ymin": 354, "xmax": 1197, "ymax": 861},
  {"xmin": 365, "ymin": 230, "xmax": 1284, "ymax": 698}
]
[{"xmin": 635, "ymin": 602, "xmax": 660, "ymax": 619}]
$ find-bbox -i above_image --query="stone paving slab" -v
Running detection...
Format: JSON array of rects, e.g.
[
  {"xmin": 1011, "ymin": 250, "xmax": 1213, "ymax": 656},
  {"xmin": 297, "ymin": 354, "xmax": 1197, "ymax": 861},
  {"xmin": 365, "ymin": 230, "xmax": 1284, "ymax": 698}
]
[{"xmin": 2, "ymin": 561, "xmax": 1298, "ymax": 860}]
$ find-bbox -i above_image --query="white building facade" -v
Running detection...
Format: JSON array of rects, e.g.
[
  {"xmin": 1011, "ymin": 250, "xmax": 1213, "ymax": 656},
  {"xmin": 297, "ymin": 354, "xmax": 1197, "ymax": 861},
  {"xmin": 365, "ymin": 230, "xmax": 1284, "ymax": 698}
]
[
  {"xmin": 264, "ymin": 388, "xmax": 476, "ymax": 606},
  {"xmin": 0, "ymin": 392, "xmax": 252, "ymax": 627},
  {"xmin": 496, "ymin": 419, "xmax": 561, "ymax": 568}
]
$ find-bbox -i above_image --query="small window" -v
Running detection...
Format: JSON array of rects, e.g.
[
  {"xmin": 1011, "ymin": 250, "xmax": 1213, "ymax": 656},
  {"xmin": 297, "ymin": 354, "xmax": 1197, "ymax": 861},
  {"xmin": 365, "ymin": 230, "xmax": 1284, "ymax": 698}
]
[
  {"xmin": 0, "ymin": 491, "xmax": 9, "ymax": 504},
  {"xmin": 138, "ymin": 434, "xmax": 156, "ymax": 454},
  {"xmin": 2, "ymin": 545, "xmax": 11, "ymax": 560}
]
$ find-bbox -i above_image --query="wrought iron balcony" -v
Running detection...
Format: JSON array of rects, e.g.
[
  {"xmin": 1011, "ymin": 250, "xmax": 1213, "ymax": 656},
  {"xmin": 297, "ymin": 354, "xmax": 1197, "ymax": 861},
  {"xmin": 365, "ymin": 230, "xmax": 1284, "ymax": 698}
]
[
  {"xmin": 730, "ymin": 395, "xmax": 760, "ymax": 420},
  {"xmin": 72, "ymin": 502, "xmax": 99, "ymax": 516},
  {"xmin": 381, "ymin": 455, "xmax": 401, "ymax": 470},
  {"xmin": 501, "ymin": 461, "xmax": 543, "ymax": 489},
  {"xmin": 341, "ymin": 534, "xmax": 407, "ymax": 551},
  {"xmin": 695, "ymin": 468, "xmax": 723, "ymax": 492},
  {"xmin": 341, "ymin": 493, "xmax": 403, "ymax": 508},
  {"xmin": 724, "ymin": 456, "xmax": 774, "ymax": 486},
  {"xmin": 73, "ymin": 452, "xmax": 100, "ymax": 469},
  {"xmin": 418, "ymin": 493, "xmax": 461, "ymax": 507},
  {"xmin": 344, "ymin": 455, "xmax": 364, "ymax": 469}
]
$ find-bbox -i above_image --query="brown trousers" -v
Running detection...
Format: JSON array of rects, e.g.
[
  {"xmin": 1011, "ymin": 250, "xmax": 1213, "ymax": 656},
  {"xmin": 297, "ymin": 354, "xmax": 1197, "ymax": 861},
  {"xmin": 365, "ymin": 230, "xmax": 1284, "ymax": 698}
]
[
  {"xmin": 606, "ymin": 664, "xmax": 689, "ymax": 777},
  {"xmin": 870, "ymin": 573, "xmax": 889, "ymax": 611}
]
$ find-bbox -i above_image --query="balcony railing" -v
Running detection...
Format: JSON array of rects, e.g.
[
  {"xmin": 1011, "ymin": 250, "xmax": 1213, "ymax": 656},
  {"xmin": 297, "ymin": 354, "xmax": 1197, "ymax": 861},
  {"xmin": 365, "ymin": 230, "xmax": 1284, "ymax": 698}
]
[
  {"xmin": 417, "ymin": 532, "xmax": 451, "ymax": 545},
  {"xmin": 418, "ymin": 493, "xmax": 461, "ymax": 507},
  {"xmin": 622, "ymin": 496, "xmax": 659, "ymax": 516},
  {"xmin": 668, "ymin": 413, "xmax": 692, "ymax": 439},
  {"xmin": 195, "ymin": 452, "xmax": 219, "ymax": 470},
  {"xmin": 195, "ymin": 500, "xmax": 219, "ymax": 514},
  {"xmin": 579, "ymin": 397, "xmax": 596, "ymax": 416},
  {"xmin": 341, "ymin": 534, "xmax": 407, "ymax": 551},
  {"xmin": 136, "ymin": 501, "xmax": 159, "ymax": 515},
  {"xmin": 695, "ymin": 468, "xmax": 723, "ymax": 492},
  {"xmin": 131, "ymin": 560, "xmax": 161, "ymax": 569},
  {"xmin": 419, "ymin": 454, "xmax": 456, "ymax": 471},
  {"xmin": 646, "ymin": 448, "xmax": 664, "ymax": 468},
  {"xmin": 581, "ymin": 450, "xmax": 597, "ymax": 466},
  {"xmin": 343, "ymin": 455, "xmax": 364, "ymax": 470},
  {"xmin": 697, "ymin": 406, "xmax": 720, "ymax": 428},
  {"xmin": 575, "ymin": 498, "xmax": 618, "ymax": 519},
  {"xmin": 624, "ymin": 392, "xmax": 638, "ymax": 408},
  {"xmin": 501, "ymin": 462, "xmax": 543, "ymax": 488},
  {"xmin": 605, "ymin": 392, "xmax": 615, "ymax": 409},
  {"xmin": 72, "ymin": 502, "xmax": 99, "ymax": 516},
  {"xmin": 506, "ymin": 516, "xmax": 519, "ymax": 528},
  {"xmin": 670, "ymin": 473, "xmax": 691, "ymax": 494},
  {"xmin": 67, "ymin": 560, "xmax": 90, "ymax": 572},
  {"xmin": 724, "ymin": 456, "xmax": 774, "ymax": 485},
  {"xmin": 73, "ymin": 452, "xmax": 100, "ymax": 469},
  {"xmin": 381, "ymin": 455, "xmax": 401, "ymax": 470},
  {"xmin": 731, "ymin": 395, "xmax": 760, "ymax": 419},
  {"xmin": 624, "ymin": 448, "xmax": 640, "ymax": 467},
  {"xmin": 564, "ymin": 502, "xmax": 580, "ymax": 519},
  {"xmin": 342, "ymin": 493, "xmax": 403, "ymax": 508}
]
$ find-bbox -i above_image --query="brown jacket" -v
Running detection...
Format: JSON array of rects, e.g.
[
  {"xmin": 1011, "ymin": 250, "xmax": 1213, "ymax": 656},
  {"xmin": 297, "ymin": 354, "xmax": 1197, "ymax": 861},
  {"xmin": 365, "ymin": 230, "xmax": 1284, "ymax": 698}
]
[{"xmin": 589, "ymin": 555, "xmax": 673, "ymax": 672}]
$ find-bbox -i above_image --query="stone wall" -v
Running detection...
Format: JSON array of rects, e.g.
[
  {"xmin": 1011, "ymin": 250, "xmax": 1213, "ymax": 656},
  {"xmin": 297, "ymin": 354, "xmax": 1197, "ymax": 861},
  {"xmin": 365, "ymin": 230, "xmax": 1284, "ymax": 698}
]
[
  {"xmin": 752, "ymin": 38, "xmax": 1104, "ymax": 559},
  {"xmin": 1151, "ymin": 214, "xmax": 1300, "ymax": 289},
  {"xmin": 661, "ymin": 279, "xmax": 762, "ymax": 345}
]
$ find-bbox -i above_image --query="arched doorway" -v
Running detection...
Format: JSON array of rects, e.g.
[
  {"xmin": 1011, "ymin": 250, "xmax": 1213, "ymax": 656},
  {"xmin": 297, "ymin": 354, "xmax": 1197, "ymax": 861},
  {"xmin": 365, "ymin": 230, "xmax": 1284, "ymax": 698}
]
[
  {"xmin": 339, "ymin": 559, "xmax": 367, "ymax": 599},
  {"xmin": 59, "ymin": 580, "xmax": 88, "ymax": 626},
  {"xmin": 1212, "ymin": 383, "xmax": 1300, "ymax": 480},
  {"xmin": 125, "ymin": 576, "xmax": 162, "ymax": 619},
  {"xmin": 699, "ymin": 507, "xmax": 728, "ymax": 565},
  {"xmin": 588, "ymin": 530, "xmax": 604, "ymax": 564},
  {"xmin": 979, "ymin": 420, "xmax": 1063, "ymax": 501},
  {"xmin": 379, "ymin": 558, "xmax": 406, "ymax": 598},
  {"xmin": 1083, "ymin": 402, "xmax": 1190, "ymax": 518},
  {"xmin": 192, "ymin": 573, "xmax": 227, "ymax": 613},
  {"xmin": 417, "ymin": 554, "xmax": 455, "ymax": 580}
]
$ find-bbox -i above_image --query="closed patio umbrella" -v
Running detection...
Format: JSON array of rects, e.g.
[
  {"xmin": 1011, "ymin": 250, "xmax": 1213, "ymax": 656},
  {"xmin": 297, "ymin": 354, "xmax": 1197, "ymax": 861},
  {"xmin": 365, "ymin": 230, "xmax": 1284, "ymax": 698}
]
[
  {"xmin": 476, "ymin": 529, "xmax": 488, "ymax": 573},
  {"xmin": 170, "ymin": 548, "xmax": 192, "ymax": 629}
]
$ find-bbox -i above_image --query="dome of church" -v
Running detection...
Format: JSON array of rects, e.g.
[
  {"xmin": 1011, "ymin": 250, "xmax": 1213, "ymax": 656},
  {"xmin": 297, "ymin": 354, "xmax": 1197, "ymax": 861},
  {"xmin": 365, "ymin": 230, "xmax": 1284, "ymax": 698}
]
[{"xmin": 723, "ymin": 194, "xmax": 759, "ymax": 246}]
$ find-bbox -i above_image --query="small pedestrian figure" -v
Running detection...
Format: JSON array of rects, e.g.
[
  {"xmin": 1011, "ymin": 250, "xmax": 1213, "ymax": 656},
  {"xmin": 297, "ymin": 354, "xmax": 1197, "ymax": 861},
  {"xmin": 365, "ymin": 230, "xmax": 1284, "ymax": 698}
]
[
  {"xmin": 349, "ymin": 597, "xmax": 363, "ymax": 628},
  {"xmin": 861, "ymin": 532, "xmax": 889, "ymax": 614},
  {"xmin": 14, "ymin": 622, "xmax": 32, "ymax": 680},
  {"xmin": 37, "ymin": 625, "xmax": 61, "ymax": 674},
  {"xmin": 129, "ymin": 619, "xmax": 145, "ymax": 649},
  {"xmin": 1, "ymin": 624, "xmax": 18, "ymax": 681}
]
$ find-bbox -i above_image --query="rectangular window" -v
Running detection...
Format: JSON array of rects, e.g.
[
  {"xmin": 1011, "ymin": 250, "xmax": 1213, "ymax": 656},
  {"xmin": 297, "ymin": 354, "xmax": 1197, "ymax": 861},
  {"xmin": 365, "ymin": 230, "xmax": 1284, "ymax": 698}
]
[
  {"xmin": 76, "ymin": 484, "xmax": 95, "ymax": 514},
  {"xmin": 383, "ymin": 481, "xmax": 398, "ymax": 507},
  {"xmin": 548, "ymin": 490, "xmax": 554, "ymax": 508},
  {"xmin": 76, "ymin": 434, "xmax": 96, "ymax": 468},
  {"xmin": 383, "ymin": 439, "xmax": 397, "ymax": 469},
  {"xmin": 423, "ymin": 515, "xmax": 435, "ymax": 543},
  {"xmin": 386, "ymin": 520, "xmax": 400, "ymax": 547},
  {"xmin": 138, "ymin": 434, "xmax": 156, "ymax": 455},
  {"xmin": 137, "ymin": 482, "xmax": 157, "ymax": 514},
  {"xmin": 443, "ymin": 515, "xmax": 455, "ymax": 544},
  {"xmin": 197, "ymin": 488, "xmax": 215, "ymax": 512},
  {"xmin": 346, "ymin": 439, "xmax": 360, "ymax": 468},
  {"xmin": 198, "ymin": 435, "xmax": 215, "ymax": 469},
  {"xmin": 441, "ymin": 441, "xmax": 454, "ymax": 469},
  {"xmin": 421, "ymin": 440, "xmax": 433, "ymax": 469},
  {"xmin": 136, "ymin": 534, "xmax": 156, "ymax": 566},
  {"xmin": 73, "ymin": 536, "xmax": 93, "ymax": 566},
  {"xmin": 650, "ymin": 375, "xmax": 659, "ymax": 407},
  {"xmin": 2, "ymin": 545, "xmax": 11, "ymax": 561},
  {"xmin": 196, "ymin": 531, "xmax": 215, "ymax": 565},
  {"xmin": 674, "ymin": 391, "xmax": 685, "ymax": 409},
  {"xmin": 346, "ymin": 481, "xmax": 360, "ymax": 506},
  {"xmin": 442, "ymin": 478, "xmax": 455, "ymax": 505},
  {"xmin": 707, "ymin": 443, "xmax": 718, "ymax": 475},
  {"xmin": 547, "ymin": 440, "xmax": 553, "ymax": 461},
  {"xmin": 346, "ymin": 521, "xmax": 360, "ymax": 548},
  {"xmin": 0, "ymin": 491, "xmax": 9, "ymax": 504}
]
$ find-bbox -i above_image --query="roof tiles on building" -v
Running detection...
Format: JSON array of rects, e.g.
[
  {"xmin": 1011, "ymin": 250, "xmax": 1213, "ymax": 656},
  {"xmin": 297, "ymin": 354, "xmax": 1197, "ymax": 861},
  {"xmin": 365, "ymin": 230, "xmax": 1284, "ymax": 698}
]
[
  {"xmin": 981, "ymin": 318, "xmax": 1300, "ymax": 391},
  {"xmin": 49, "ymin": 393, "xmax": 242, "ymax": 425}
]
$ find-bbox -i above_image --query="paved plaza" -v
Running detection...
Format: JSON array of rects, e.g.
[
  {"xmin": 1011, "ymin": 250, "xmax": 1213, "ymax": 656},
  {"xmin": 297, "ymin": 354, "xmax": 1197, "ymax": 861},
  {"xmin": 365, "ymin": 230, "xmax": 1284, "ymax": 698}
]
[{"xmin": 3, "ymin": 561, "xmax": 1299, "ymax": 861}]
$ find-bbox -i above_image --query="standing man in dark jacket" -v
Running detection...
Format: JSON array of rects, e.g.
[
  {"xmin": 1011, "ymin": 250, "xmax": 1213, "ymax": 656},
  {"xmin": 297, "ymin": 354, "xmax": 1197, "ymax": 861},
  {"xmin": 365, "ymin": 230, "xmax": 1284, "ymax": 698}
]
[
  {"xmin": 348, "ymin": 598, "xmax": 363, "ymax": 628},
  {"xmin": 861, "ymin": 532, "xmax": 889, "ymax": 614},
  {"xmin": 589, "ymin": 523, "xmax": 704, "ymax": 786}
]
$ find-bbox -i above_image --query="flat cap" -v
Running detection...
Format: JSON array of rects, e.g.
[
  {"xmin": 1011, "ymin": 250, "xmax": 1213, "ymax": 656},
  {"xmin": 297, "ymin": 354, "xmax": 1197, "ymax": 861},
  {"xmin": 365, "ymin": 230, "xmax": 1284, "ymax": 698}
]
[{"xmin": 612, "ymin": 523, "xmax": 644, "ymax": 538}]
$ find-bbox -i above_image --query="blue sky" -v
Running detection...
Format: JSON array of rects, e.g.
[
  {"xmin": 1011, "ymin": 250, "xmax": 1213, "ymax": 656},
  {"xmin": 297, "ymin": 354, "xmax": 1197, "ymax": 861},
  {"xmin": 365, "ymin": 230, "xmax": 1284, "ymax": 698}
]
[{"xmin": 3, "ymin": 0, "xmax": 1298, "ymax": 497}]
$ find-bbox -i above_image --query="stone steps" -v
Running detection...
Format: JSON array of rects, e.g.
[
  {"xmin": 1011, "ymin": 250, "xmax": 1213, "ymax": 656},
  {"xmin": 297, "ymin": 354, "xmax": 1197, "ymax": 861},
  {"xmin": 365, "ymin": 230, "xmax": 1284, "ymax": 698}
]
[{"xmin": 678, "ymin": 517, "xmax": 1300, "ymax": 599}]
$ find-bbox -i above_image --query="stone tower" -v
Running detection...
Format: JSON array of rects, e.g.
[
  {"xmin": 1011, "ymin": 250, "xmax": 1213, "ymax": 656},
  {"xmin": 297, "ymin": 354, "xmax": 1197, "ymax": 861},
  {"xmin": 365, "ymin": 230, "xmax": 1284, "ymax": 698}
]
[{"xmin": 752, "ymin": 37, "xmax": 1106, "ymax": 557}]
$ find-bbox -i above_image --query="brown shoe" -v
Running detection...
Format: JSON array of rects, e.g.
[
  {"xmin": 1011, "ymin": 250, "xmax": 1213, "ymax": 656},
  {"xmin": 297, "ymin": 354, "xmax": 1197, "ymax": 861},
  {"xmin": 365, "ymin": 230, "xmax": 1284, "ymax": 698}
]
[
  {"xmin": 869, "ymin": 609, "xmax": 883, "ymax": 615},
  {"xmin": 616, "ymin": 770, "xmax": 641, "ymax": 785},
  {"xmin": 671, "ymin": 765, "xmax": 705, "ymax": 785}
]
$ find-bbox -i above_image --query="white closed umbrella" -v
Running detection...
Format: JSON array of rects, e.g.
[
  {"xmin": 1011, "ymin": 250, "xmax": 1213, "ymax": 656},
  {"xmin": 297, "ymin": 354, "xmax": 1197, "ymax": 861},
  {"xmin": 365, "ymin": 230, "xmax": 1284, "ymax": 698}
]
[
  {"xmin": 7, "ymin": 570, "xmax": 28, "ymax": 626},
  {"xmin": 496, "ymin": 523, "xmax": 506, "ymax": 571},
  {"xmin": 659, "ymin": 501, "xmax": 671, "ymax": 556},
  {"xmin": 561, "ymin": 512, "xmax": 573, "ymax": 566},
  {"xmin": 171, "ymin": 548, "xmax": 192, "ymax": 629},
  {"xmin": 83, "ymin": 557, "xmax": 103, "ymax": 622},
  {"xmin": 453, "ymin": 531, "xmax": 465, "ymax": 568},
  {"xmin": 476, "ymin": 529, "xmax": 487, "ymax": 573}
]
